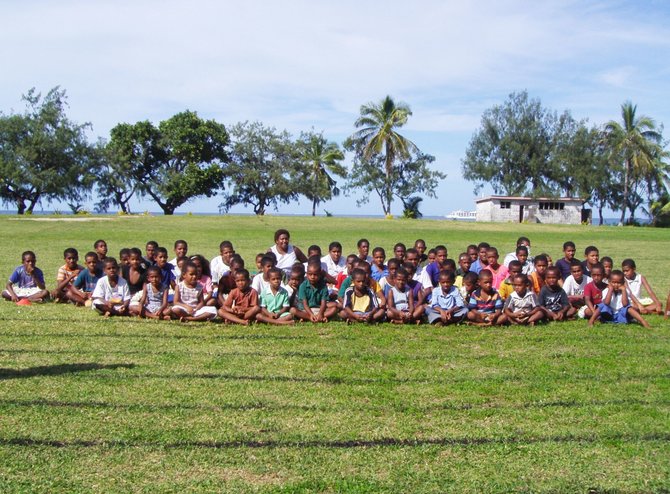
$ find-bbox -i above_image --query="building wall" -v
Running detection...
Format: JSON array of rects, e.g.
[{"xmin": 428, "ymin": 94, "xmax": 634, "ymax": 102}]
[{"xmin": 476, "ymin": 199, "xmax": 583, "ymax": 224}]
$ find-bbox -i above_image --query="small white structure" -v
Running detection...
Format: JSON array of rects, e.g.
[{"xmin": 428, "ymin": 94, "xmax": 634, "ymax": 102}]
[{"xmin": 475, "ymin": 196, "xmax": 588, "ymax": 224}]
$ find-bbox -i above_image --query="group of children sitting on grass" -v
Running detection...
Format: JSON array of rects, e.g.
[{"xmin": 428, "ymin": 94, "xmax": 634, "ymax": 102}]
[{"xmin": 2, "ymin": 232, "xmax": 667, "ymax": 328}]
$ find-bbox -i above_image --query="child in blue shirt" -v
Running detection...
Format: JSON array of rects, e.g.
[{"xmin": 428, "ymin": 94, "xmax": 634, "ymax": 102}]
[
  {"xmin": 425, "ymin": 271, "xmax": 467, "ymax": 325},
  {"xmin": 70, "ymin": 252, "xmax": 101, "ymax": 306},
  {"xmin": 3, "ymin": 251, "xmax": 48, "ymax": 303}
]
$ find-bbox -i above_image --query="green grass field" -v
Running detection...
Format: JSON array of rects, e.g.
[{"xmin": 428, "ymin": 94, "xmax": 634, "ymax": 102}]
[{"xmin": 0, "ymin": 215, "xmax": 669, "ymax": 492}]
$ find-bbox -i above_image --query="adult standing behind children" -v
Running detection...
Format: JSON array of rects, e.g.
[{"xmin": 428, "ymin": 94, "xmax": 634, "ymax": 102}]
[{"xmin": 269, "ymin": 229, "xmax": 308, "ymax": 277}]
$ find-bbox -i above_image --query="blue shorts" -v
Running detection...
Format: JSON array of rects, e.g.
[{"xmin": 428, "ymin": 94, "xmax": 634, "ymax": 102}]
[{"xmin": 597, "ymin": 303, "xmax": 630, "ymax": 324}]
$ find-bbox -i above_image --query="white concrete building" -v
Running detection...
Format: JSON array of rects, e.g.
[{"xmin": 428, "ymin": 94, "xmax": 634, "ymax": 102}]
[{"xmin": 475, "ymin": 196, "xmax": 588, "ymax": 224}]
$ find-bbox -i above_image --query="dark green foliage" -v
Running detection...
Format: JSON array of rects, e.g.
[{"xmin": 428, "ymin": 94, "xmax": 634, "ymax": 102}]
[
  {"xmin": 219, "ymin": 121, "xmax": 301, "ymax": 216},
  {"xmin": 346, "ymin": 96, "xmax": 445, "ymax": 216},
  {"xmin": 295, "ymin": 131, "xmax": 346, "ymax": 216},
  {"xmin": 0, "ymin": 87, "xmax": 97, "ymax": 214},
  {"xmin": 101, "ymin": 111, "xmax": 228, "ymax": 215}
]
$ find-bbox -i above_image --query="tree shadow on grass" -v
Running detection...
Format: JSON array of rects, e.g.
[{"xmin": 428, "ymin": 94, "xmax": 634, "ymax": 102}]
[{"xmin": 0, "ymin": 363, "xmax": 135, "ymax": 380}]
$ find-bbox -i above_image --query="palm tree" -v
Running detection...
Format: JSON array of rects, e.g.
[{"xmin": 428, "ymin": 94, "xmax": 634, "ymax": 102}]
[
  {"xmin": 604, "ymin": 102, "xmax": 663, "ymax": 224},
  {"xmin": 348, "ymin": 96, "xmax": 418, "ymax": 215},
  {"xmin": 298, "ymin": 132, "xmax": 346, "ymax": 216}
]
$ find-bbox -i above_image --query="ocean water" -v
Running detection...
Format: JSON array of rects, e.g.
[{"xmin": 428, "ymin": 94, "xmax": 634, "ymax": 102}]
[{"xmin": 0, "ymin": 210, "xmax": 650, "ymax": 225}]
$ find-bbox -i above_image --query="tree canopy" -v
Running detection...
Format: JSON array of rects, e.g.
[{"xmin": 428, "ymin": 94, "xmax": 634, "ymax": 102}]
[
  {"xmin": 0, "ymin": 87, "xmax": 97, "ymax": 214},
  {"xmin": 219, "ymin": 121, "xmax": 300, "ymax": 216},
  {"xmin": 102, "ymin": 111, "xmax": 228, "ymax": 215},
  {"xmin": 295, "ymin": 131, "xmax": 346, "ymax": 216},
  {"xmin": 346, "ymin": 96, "xmax": 444, "ymax": 216}
]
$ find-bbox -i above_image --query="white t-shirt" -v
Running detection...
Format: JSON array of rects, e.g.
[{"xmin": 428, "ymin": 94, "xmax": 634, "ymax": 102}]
[
  {"xmin": 92, "ymin": 276, "xmax": 130, "ymax": 304},
  {"xmin": 210, "ymin": 256, "xmax": 231, "ymax": 284},
  {"xmin": 563, "ymin": 274, "xmax": 592, "ymax": 296},
  {"xmin": 320, "ymin": 254, "xmax": 347, "ymax": 277}
]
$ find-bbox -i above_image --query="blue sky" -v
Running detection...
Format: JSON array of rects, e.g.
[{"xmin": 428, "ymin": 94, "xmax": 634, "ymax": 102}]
[{"xmin": 1, "ymin": 1, "xmax": 669, "ymax": 216}]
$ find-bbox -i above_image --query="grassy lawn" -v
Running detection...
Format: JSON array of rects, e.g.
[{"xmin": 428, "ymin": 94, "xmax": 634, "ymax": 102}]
[{"xmin": 0, "ymin": 215, "xmax": 668, "ymax": 492}]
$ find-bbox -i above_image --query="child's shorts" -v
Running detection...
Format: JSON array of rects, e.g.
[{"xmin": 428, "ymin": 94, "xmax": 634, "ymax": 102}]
[
  {"xmin": 597, "ymin": 303, "xmax": 630, "ymax": 324},
  {"xmin": 425, "ymin": 306, "xmax": 467, "ymax": 324}
]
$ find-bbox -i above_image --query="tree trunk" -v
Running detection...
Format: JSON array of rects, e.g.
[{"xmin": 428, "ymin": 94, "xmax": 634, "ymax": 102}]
[
  {"xmin": 619, "ymin": 159, "xmax": 630, "ymax": 225},
  {"xmin": 312, "ymin": 198, "xmax": 317, "ymax": 216},
  {"xmin": 598, "ymin": 204, "xmax": 604, "ymax": 226},
  {"xmin": 27, "ymin": 197, "xmax": 39, "ymax": 214},
  {"xmin": 16, "ymin": 200, "xmax": 26, "ymax": 215}
]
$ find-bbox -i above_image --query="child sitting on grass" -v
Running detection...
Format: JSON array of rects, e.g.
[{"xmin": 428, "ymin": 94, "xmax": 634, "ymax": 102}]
[
  {"xmin": 170, "ymin": 261, "xmax": 217, "ymax": 322},
  {"xmin": 69, "ymin": 252, "xmax": 100, "ymax": 306},
  {"xmin": 466, "ymin": 269, "xmax": 505, "ymax": 326},
  {"xmin": 341, "ymin": 268, "xmax": 385, "ymax": 324},
  {"xmin": 401, "ymin": 262, "xmax": 426, "ymax": 316},
  {"xmin": 538, "ymin": 266, "xmax": 572, "ymax": 322},
  {"xmin": 216, "ymin": 255, "xmax": 245, "ymax": 305},
  {"xmin": 139, "ymin": 266, "xmax": 169, "ymax": 319},
  {"xmin": 588, "ymin": 270, "xmax": 650, "ymax": 328},
  {"xmin": 92, "ymin": 258, "xmax": 130, "ymax": 317},
  {"xmin": 3, "ymin": 251, "xmax": 49, "ymax": 303},
  {"xmin": 256, "ymin": 267, "xmax": 294, "ymax": 325},
  {"xmin": 425, "ymin": 271, "xmax": 467, "ymax": 326},
  {"xmin": 292, "ymin": 261, "xmax": 338, "ymax": 323},
  {"xmin": 562, "ymin": 260, "xmax": 591, "ymax": 314},
  {"xmin": 503, "ymin": 274, "xmax": 544, "ymax": 326},
  {"xmin": 386, "ymin": 267, "xmax": 422, "ymax": 324},
  {"xmin": 583, "ymin": 263, "xmax": 606, "ymax": 320},
  {"xmin": 621, "ymin": 258, "xmax": 663, "ymax": 315},
  {"xmin": 52, "ymin": 248, "xmax": 83, "ymax": 303},
  {"xmin": 218, "ymin": 269, "xmax": 261, "ymax": 325}
]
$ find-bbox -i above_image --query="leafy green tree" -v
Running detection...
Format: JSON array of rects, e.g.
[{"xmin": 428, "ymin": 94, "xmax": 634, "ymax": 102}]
[
  {"xmin": 345, "ymin": 149, "xmax": 445, "ymax": 216},
  {"xmin": 462, "ymin": 91, "xmax": 571, "ymax": 196},
  {"xmin": 0, "ymin": 87, "xmax": 96, "ymax": 214},
  {"xmin": 345, "ymin": 96, "xmax": 444, "ymax": 215},
  {"xmin": 219, "ymin": 121, "xmax": 300, "ymax": 215},
  {"xmin": 296, "ymin": 131, "xmax": 346, "ymax": 216},
  {"xmin": 104, "ymin": 111, "xmax": 228, "ymax": 215},
  {"xmin": 604, "ymin": 102, "xmax": 665, "ymax": 224},
  {"xmin": 346, "ymin": 96, "xmax": 421, "ymax": 215},
  {"xmin": 94, "ymin": 126, "xmax": 155, "ymax": 214}
]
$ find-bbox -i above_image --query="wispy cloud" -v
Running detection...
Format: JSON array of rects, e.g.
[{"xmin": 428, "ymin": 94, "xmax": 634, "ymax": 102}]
[{"xmin": 1, "ymin": 0, "xmax": 669, "ymax": 214}]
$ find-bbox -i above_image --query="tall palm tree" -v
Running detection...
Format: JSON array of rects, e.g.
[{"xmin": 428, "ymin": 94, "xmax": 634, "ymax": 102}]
[
  {"xmin": 605, "ymin": 102, "xmax": 662, "ymax": 224},
  {"xmin": 348, "ymin": 96, "xmax": 418, "ymax": 215},
  {"xmin": 298, "ymin": 132, "xmax": 346, "ymax": 216}
]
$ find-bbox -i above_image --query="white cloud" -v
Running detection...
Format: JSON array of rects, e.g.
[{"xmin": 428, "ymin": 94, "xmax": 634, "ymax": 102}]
[{"xmin": 1, "ymin": 0, "xmax": 669, "ymax": 215}]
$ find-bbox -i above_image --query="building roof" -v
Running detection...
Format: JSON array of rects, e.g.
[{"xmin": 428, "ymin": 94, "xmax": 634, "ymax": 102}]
[{"xmin": 475, "ymin": 195, "xmax": 584, "ymax": 204}]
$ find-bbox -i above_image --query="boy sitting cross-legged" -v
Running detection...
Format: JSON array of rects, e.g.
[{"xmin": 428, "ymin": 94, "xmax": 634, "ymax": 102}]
[
  {"xmin": 588, "ymin": 270, "xmax": 650, "ymax": 328},
  {"xmin": 503, "ymin": 273, "xmax": 544, "ymax": 326},
  {"xmin": 386, "ymin": 267, "xmax": 423, "ymax": 324},
  {"xmin": 425, "ymin": 270, "xmax": 468, "ymax": 326},
  {"xmin": 292, "ymin": 261, "xmax": 338, "ymax": 323},
  {"xmin": 256, "ymin": 267, "xmax": 294, "ymax": 325},
  {"xmin": 52, "ymin": 248, "xmax": 83, "ymax": 303},
  {"xmin": 538, "ymin": 266, "xmax": 572, "ymax": 322},
  {"xmin": 91, "ymin": 257, "xmax": 130, "ymax": 317},
  {"xmin": 218, "ymin": 268, "xmax": 261, "ymax": 325},
  {"xmin": 3, "ymin": 251, "xmax": 49, "ymax": 303},
  {"xmin": 68, "ymin": 252, "xmax": 101, "ymax": 306},
  {"xmin": 341, "ymin": 268, "xmax": 385, "ymax": 324},
  {"xmin": 466, "ymin": 269, "xmax": 506, "ymax": 326}
]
